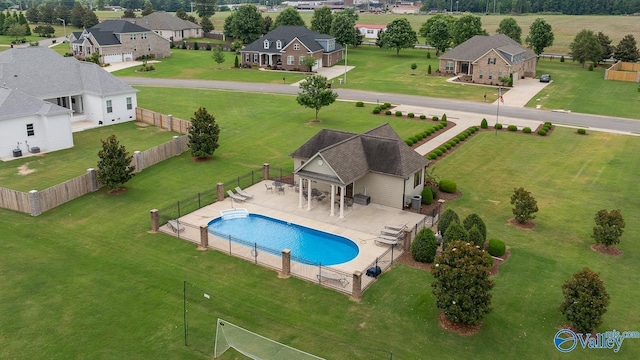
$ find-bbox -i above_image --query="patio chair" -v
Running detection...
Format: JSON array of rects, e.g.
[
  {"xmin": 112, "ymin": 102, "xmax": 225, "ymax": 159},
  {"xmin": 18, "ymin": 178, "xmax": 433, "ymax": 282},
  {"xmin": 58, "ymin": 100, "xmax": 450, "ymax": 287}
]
[
  {"xmin": 381, "ymin": 227, "xmax": 405, "ymax": 237},
  {"xmin": 374, "ymin": 234, "xmax": 403, "ymax": 247},
  {"xmin": 234, "ymin": 186, "xmax": 254, "ymax": 198},
  {"xmin": 265, "ymin": 183, "xmax": 273, "ymax": 193},
  {"xmin": 167, "ymin": 219, "xmax": 184, "ymax": 233},
  {"xmin": 385, "ymin": 224, "xmax": 407, "ymax": 232},
  {"xmin": 227, "ymin": 190, "xmax": 247, "ymax": 202},
  {"xmin": 317, "ymin": 272, "xmax": 349, "ymax": 288}
]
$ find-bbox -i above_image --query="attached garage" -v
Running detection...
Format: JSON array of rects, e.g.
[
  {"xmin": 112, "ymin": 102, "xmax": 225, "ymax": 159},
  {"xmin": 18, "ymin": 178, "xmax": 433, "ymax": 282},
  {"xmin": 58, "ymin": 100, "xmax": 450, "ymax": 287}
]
[
  {"xmin": 312, "ymin": 57, "xmax": 322, "ymax": 71},
  {"xmin": 104, "ymin": 54, "xmax": 122, "ymax": 63}
]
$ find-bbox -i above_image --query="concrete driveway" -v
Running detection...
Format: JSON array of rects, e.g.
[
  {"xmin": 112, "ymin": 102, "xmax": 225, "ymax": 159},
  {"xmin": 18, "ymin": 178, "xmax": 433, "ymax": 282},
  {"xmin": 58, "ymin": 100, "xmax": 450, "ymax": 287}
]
[{"xmin": 494, "ymin": 77, "xmax": 551, "ymax": 107}]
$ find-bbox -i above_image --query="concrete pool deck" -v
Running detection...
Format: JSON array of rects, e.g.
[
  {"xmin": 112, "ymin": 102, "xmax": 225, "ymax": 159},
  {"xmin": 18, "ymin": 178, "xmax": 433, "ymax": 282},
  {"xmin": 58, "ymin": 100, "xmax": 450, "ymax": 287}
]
[{"xmin": 162, "ymin": 180, "xmax": 430, "ymax": 276}]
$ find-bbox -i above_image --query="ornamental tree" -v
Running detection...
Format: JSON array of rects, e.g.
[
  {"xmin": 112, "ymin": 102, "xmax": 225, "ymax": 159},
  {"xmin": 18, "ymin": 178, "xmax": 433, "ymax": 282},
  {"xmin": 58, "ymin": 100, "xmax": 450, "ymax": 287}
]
[
  {"xmin": 463, "ymin": 213, "xmax": 487, "ymax": 241},
  {"xmin": 380, "ymin": 18, "xmax": 417, "ymax": 56},
  {"xmin": 437, "ymin": 208, "xmax": 459, "ymax": 236},
  {"xmin": 212, "ymin": 46, "xmax": 225, "ymax": 69},
  {"xmin": 592, "ymin": 209, "xmax": 625, "ymax": 248},
  {"xmin": 526, "ymin": 18, "xmax": 554, "ymax": 55},
  {"xmin": 432, "ymin": 240, "xmax": 494, "ymax": 326},
  {"xmin": 96, "ymin": 135, "xmax": 135, "ymax": 192},
  {"xmin": 188, "ymin": 107, "xmax": 220, "ymax": 160},
  {"xmin": 510, "ymin": 187, "xmax": 538, "ymax": 224},
  {"xmin": 411, "ymin": 228, "xmax": 438, "ymax": 263},
  {"xmin": 296, "ymin": 75, "xmax": 338, "ymax": 121},
  {"xmin": 559, "ymin": 268, "xmax": 610, "ymax": 333},
  {"xmin": 443, "ymin": 222, "xmax": 468, "ymax": 249},
  {"xmin": 596, "ymin": 32, "xmax": 614, "ymax": 62},
  {"xmin": 614, "ymin": 34, "xmax": 640, "ymax": 62}
]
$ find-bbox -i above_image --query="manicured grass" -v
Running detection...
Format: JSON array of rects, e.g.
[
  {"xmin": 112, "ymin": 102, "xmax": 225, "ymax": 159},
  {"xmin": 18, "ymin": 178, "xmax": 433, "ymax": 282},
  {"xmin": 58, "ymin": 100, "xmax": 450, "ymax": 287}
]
[
  {"xmin": 0, "ymin": 122, "xmax": 180, "ymax": 191},
  {"xmin": 528, "ymin": 60, "xmax": 640, "ymax": 119},
  {"xmin": 2, "ymin": 120, "xmax": 640, "ymax": 359}
]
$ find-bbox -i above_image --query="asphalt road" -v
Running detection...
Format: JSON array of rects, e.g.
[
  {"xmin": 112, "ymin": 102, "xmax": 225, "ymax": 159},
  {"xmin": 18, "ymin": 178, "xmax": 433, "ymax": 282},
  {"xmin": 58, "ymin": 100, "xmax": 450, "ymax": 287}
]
[{"xmin": 123, "ymin": 77, "xmax": 640, "ymax": 134}]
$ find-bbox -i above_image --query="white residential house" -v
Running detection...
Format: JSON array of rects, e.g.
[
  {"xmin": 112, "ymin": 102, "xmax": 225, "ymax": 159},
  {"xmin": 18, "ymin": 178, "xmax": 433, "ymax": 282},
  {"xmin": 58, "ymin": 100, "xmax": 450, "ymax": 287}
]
[{"xmin": 0, "ymin": 47, "xmax": 139, "ymax": 158}]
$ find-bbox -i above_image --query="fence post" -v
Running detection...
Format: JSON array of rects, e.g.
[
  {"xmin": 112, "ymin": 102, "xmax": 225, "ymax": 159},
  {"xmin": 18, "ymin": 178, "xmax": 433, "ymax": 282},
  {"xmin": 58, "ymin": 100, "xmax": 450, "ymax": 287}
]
[
  {"xmin": 352, "ymin": 271, "xmax": 362, "ymax": 300},
  {"xmin": 403, "ymin": 230, "xmax": 411, "ymax": 253},
  {"xmin": 134, "ymin": 151, "xmax": 142, "ymax": 172},
  {"xmin": 199, "ymin": 225, "xmax": 208, "ymax": 250},
  {"xmin": 150, "ymin": 209, "xmax": 159, "ymax": 232},
  {"xmin": 263, "ymin": 163, "xmax": 270, "ymax": 181},
  {"xmin": 29, "ymin": 189, "xmax": 41, "ymax": 216},
  {"xmin": 216, "ymin": 182, "xmax": 225, "ymax": 202},
  {"xmin": 280, "ymin": 249, "xmax": 291, "ymax": 278},
  {"xmin": 173, "ymin": 136, "xmax": 181, "ymax": 156},
  {"xmin": 86, "ymin": 168, "xmax": 98, "ymax": 192},
  {"xmin": 167, "ymin": 114, "xmax": 173, "ymax": 132}
]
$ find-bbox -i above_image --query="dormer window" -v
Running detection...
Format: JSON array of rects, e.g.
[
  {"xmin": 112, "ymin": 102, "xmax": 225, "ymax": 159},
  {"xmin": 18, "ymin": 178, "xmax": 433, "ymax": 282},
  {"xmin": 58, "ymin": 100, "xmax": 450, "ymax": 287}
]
[
  {"xmin": 263, "ymin": 40, "xmax": 269, "ymax": 49},
  {"xmin": 276, "ymin": 40, "xmax": 282, "ymax": 49},
  {"xmin": 294, "ymin": 43, "xmax": 300, "ymax": 50}
]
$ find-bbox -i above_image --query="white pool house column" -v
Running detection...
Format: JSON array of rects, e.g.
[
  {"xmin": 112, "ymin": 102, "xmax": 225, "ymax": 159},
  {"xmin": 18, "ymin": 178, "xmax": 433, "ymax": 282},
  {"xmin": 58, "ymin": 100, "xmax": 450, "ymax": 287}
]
[{"xmin": 330, "ymin": 184, "xmax": 335, "ymax": 216}]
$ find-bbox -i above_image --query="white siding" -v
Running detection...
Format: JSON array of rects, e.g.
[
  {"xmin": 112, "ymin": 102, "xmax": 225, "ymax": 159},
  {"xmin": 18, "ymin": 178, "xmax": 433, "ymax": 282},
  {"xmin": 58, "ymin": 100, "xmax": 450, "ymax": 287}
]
[
  {"xmin": 83, "ymin": 93, "xmax": 137, "ymax": 125},
  {"xmin": 356, "ymin": 173, "xmax": 405, "ymax": 209},
  {"xmin": 0, "ymin": 113, "xmax": 73, "ymax": 157}
]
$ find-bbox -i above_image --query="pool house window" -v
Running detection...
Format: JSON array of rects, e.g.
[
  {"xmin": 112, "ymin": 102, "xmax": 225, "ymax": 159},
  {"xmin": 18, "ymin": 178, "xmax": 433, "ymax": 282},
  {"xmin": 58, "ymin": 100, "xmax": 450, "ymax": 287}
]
[
  {"xmin": 106, "ymin": 100, "xmax": 112, "ymax": 113},
  {"xmin": 26, "ymin": 123, "xmax": 35, "ymax": 136}
]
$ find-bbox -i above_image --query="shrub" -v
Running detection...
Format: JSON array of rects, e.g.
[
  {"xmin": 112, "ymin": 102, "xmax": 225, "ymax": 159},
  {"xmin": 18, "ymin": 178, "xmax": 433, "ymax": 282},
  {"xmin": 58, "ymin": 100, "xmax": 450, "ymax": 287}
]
[
  {"xmin": 193, "ymin": 42, "xmax": 199, "ymax": 50},
  {"xmin": 181, "ymin": 41, "xmax": 187, "ymax": 49},
  {"xmin": 443, "ymin": 222, "xmax": 468, "ymax": 249},
  {"xmin": 442, "ymin": 114, "xmax": 447, "ymax": 122},
  {"xmin": 447, "ymin": 141, "xmax": 456, "ymax": 147},
  {"xmin": 434, "ymin": 149, "xmax": 443, "ymax": 156},
  {"xmin": 421, "ymin": 130, "xmax": 429, "ymax": 137},
  {"xmin": 411, "ymin": 63, "xmax": 417, "ymax": 71},
  {"xmin": 444, "ymin": 143, "xmax": 452, "ymax": 150},
  {"xmin": 544, "ymin": 121, "xmax": 552, "ymax": 127},
  {"xmin": 234, "ymin": 55, "xmax": 239, "ymax": 68},
  {"xmin": 405, "ymin": 139, "xmax": 414, "ymax": 146},
  {"xmin": 373, "ymin": 107, "xmax": 381, "ymax": 114},
  {"xmin": 538, "ymin": 129, "xmax": 547, "ymax": 136},
  {"xmin": 385, "ymin": 110, "xmax": 392, "ymax": 115},
  {"xmin": 384, "ymin": 102, "xmax": 391, "ymax": 108},
  {"xmin": 428, "ymin": 185, "xmax": 439, "ymax": 199},
  {"xmin": 439, "ymin": 179, "xmax": 457, "ymax": 193},
  {"xmin": 408, "ymin": 112, "xmax": 415, "ymax": 118},
  {"xmin": 560, "ymin": 55, "xmax": 565, "ymax": 62},
  {"xmin": 411, "ymin": 228, "xmax": 438, "ymax": 263},
  {"xmin": 427, "ymin": 52, "xmax": 431, "ymax": 59},
  {"xmin": 495, "ymin": 123, "xmax": 503, "ymax": 130},
  {"xmin": 559, "ymin": 268, "xmax": 610, "ymax": 333},
  {"xmin": 507, "ymin": 125, "xmax": 518, "ymax": 131},
  {"xmin": 488, "ymin": 239, "xmax": 506, "ymax": 257},
  {"xmin": 463, "ymin": 213, "xmax": 487, "ymax": 241},
  {"xmin": 410, "ymin": 136, "xmax": 419, "ymax": 143},
  {"xmin": 441, "ymin": 121, "xmax": 448, "ymax": 127},
  {"xmin": 428, "ymin": 64, "xmax": 432, "ymax": 74},
  {"xmin": 480, "ymin": 118, "xmax": 488, "ymax": 129},
  {"xmin": 422, "ymin": 186, "xmax": 433, "ymax": 205},
  {"xmin": 523, "ymin": 127, "xmax": 532, "ymax": 133},
  {"xmin": 428, "ymin": 152, "xmax": 438, "ymax": 159},
  {"xmin": 438, "ymin": 209, "xmax": 460, "ymax": 239},
  {"xmin": 456, "ymin": 135, "xmax": 465, "ymax": 142},
  {"xmin": 438, "ymin": 146, "xmax": 447, "ymax": 153},
  {"xmin": 577, "ymin": 128, "xmax": 586, "ymax": 135},
  {"xmin": 468, "ymin": 226, "xmax": 484, "ymax": 248},
  {"xmin": 432, "ymin": 116, "xmax": 439, "ymax": 121},
  {"xmin": 420, "ymin": 114, "xmax": 426, "ymax": 119},
  {"xmin": 356, "ymin": 101, "xmax": 364, "ymax": 107},
  {"xmin": 588, "ymin": 64, "xmax": 594, "ymax": 71},
  {"xmin": 205, "ymin": 43, "xmax": 211, "ymax": 51},
  {"xmin": 511, "ymin": 187, "xmax": 538, "ymax": 224},
  {"xmin": 395, "ymin": 111, "xmax": 403, "ymax": 117},
  {"xmin": 452, "ymin": 138, "xmax": 460, "ymax": 144}
]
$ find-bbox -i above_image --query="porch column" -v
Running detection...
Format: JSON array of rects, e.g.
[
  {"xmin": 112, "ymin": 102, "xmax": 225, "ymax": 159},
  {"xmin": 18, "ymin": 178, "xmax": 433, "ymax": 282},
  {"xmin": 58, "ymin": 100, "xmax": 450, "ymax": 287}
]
[
  {"xmin": 298, "ymin": 177, "xmax": 304, "ymax": 208},
  {"xmin": 330, "ymin": 184, "xmax": 335, "ymax": 217},
  {"xmin": 339, "ymin": 186, "xmax": 345, "ymax": 219},
  {"xmin": 306, "ymin": 179, "xmax": 312, "ymax": 211}
]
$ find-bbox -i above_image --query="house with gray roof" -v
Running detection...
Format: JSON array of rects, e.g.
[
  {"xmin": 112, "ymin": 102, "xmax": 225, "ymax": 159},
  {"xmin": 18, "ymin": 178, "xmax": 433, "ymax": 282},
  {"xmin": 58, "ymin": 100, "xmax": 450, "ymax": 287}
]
[
  {"xmin": 0, "ymin": 47, "xmax": 138, "ymax": 158},
  {"xmin": 127, "ymin": 11, "xmax": 202, "ymax": 42},
  {"xmin": 439, "ymin": 34, "xmax": 537, "ymax": 85},
  {"xmin": 291, "ymin": 124, "xmax": 430, "ymax": 217},
  {"xmin": 69, "ymin": 19, "xmax": 170, "ymax": 64},
  {"xmin": 240, "ymin": 26, "xmax": 343, "ymax": 71}
]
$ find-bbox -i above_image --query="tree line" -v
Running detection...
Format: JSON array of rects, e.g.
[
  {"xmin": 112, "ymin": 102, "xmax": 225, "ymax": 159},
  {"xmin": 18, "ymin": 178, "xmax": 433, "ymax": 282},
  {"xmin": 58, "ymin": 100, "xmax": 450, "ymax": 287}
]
[{"xmin": 420, "ymin": 0, "xmax": 640, "ymax": 15}]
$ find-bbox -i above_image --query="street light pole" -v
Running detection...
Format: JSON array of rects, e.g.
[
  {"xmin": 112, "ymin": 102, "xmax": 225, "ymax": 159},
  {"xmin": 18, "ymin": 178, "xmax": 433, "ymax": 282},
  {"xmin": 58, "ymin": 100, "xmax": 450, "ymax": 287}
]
[
  {"xmin": 57, "ymin": 18, "xmax": 66, "ymax": 39},
  {"xmin": 456, "ymin": 1, "xmax": 459, "ymax": 12},
  {"xmin": 343, "ymin": 44, "xmax": 348, "ymax": 85},
  {"xmin": 450, "ymin": 0, "xmax": 452, "ymax": 12}
]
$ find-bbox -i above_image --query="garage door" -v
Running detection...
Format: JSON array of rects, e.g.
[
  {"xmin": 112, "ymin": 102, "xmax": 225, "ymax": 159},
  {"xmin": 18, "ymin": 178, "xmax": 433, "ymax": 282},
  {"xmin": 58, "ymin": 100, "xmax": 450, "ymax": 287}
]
[
  {"xmin": 104, "ymin": 54, "xmax": 122, "ymax": 63},
  {"xmin": 312, "ymin": 57, "xmax": 322, "ymax": 71},
  {"xmin": 123, "ymin": 53, "xmax": 133, "ymax": 61}
]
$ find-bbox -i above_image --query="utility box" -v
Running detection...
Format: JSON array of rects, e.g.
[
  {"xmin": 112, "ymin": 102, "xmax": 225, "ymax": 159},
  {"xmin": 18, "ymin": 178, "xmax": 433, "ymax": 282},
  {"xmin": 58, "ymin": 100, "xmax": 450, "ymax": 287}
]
[
  {"xmin": 13, "ymin": 149, "xmax": 22, "ymax": 157},
  {"xmin": 411, "ymin": 195, "xmax": 422, "ymax": 211}
]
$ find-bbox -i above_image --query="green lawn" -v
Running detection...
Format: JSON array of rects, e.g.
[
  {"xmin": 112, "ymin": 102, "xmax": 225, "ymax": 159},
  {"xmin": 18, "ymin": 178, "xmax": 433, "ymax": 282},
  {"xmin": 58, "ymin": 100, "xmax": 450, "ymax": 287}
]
[
  {"xmin": 528, "ymin": 60, "xmax": 640, "ymax": 119},
  {"xmin": 2, "ymin": 87, "xmax": 640, "ymax": 358}
]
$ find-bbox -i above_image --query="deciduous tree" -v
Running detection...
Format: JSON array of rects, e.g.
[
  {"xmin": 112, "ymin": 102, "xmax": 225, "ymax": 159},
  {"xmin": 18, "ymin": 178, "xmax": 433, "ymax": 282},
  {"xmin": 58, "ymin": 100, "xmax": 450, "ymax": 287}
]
[
  {"xmin": 122, "ymin": 8, "xmax": 136, "ymax": 18},
  {"xmin": 379, "ymin": 18, "xmax": 417, "ymax": 56},
  {"xmin": 188, "ymin": 107, "xmax": 220, "ymax": 159},
  {"xmin": 419, "ymin": 14, "xmax": 454, "ymax": 55},
  {"xmin": 614, "ymin": 34, "xmax": 640, "ymax": 62},
  {"xmin": 273, "ymin": 7, "xmax": 305, "ymax": 29},
  {"xmin": 559, "ymin": 268, "xmax": 610, "ymax": 333},
  {"xmin": 97, "ymin": 135, "xmax": 135, "ymax": 192},
  {"xmin": 496, "ymin": 17, "xmax": 522, "ymax": 43},
  {"xmin": 592, "ymin": 209, "xmax": 625, "ymax": 248},
  {"xmin": 570, "ymin": 29, "xmax": 602, "ymax": 67},
  {"xmin": 451, "ymin": 13, "xmax": 487, "ymax": 46},
  {"xmin": 330, "ymin": 11, "xmax": 358, "ymax": 47},
  {"xmin": 510, "ymin": 187, "xmax": 538, "ymax": 223},
  {"xmin": 296, "ymin": 75, "xmax": 338, "ymax": 121},
  {"xmin": 432, "ymin": 240, "xmax": 494, "ymax": 326},
  {"xmin": 526, "ymin": 18, "xmax": 554, "ymax": 55},
  {"xmin": 223, "ymin": 5, "xmax": 264, "ymax": 45},
  {"xmin": 310, "ymin": 6, "xmax": 333, "ymax": 35},
  {"xmin": 195, "ymin": 0, "xmax": 216, "ymax": 19},
  {"xmin": 212, "ymin": 45, "xmax": 225, "ymax": 68}
]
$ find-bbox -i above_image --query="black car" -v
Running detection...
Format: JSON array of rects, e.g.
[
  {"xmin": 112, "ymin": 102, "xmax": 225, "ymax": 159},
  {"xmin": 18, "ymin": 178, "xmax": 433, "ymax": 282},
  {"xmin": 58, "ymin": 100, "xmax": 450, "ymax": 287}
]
[{"xmin": 540, "ymin": 74, "xmax": 551, "ymax": 83}]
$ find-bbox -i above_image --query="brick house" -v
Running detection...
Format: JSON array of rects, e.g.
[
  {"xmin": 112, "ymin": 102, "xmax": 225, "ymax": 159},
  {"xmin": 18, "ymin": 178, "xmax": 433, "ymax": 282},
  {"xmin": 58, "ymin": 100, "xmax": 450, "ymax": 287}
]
[
  {"xmin": 439, "ymin": 34, "xmax": 537, "ymax": 85},
  {"xmin": 70, "ymin": 20, "xmax": 170, "ymax": 64},
  {"xmin": 240, "ymin": 26, "xmax": 343, "ymax": 71},
  {"xmin": 127, "ymin": 11, "xmax": 202, "ymax": 42}
]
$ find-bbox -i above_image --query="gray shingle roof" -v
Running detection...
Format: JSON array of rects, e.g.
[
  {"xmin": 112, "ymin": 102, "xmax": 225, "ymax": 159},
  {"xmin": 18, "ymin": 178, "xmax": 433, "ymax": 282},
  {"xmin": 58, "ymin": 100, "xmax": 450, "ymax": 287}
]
[
  {"xmin": 0, "ymin": 47, "xmax": 137, "ymax": 99},
  {"xmin": 87, "ymin": 20, "xmax": 152, "ymax": 46},
  {"xmin": 292, "ymin": 123, "xmax": 430, "ymax": 185},
  {"xmin": 129, "ymin": 11, "xmax": 202, "ymax": 31},
  {"xmin": 440, "ymin": 34, "xmax": 536, "ymax": 65},
  {"xmin": 0, "ymin": 86, "xmax": 71, "ymax": 121},
  {"xmin": 243, "ymin": 26, "xmax": 342, "ymax": 54}
]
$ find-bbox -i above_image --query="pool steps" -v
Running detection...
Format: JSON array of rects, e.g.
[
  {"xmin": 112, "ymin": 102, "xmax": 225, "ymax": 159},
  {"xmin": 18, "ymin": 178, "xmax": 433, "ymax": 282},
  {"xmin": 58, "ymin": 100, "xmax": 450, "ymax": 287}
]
[{"xmin": 220, "ymin": 208, "xmax": 249, "ymax": 220}]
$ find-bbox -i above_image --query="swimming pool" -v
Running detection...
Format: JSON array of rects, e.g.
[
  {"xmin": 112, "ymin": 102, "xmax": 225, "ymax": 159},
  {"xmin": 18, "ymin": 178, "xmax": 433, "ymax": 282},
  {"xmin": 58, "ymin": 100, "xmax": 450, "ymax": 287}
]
[{"xmin": 207, "ymin": 213, "xmax": 359, "ymax": 266}]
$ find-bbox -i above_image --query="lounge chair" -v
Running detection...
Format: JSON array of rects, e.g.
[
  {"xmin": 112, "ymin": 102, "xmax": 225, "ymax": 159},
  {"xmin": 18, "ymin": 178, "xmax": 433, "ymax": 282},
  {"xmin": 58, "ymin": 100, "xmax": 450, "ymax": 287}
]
[
  {"xmin": 317, "ymin": 272, "xmax": 349, "ymax": 288},
  {"xmin": 385, "ymin": 224, "xmax": 407, "ymax": 232},
  {"xmin": 234, "ymin": 186, "xmax": 254, "ymax": 198},
  {"xmin": 374, "ymin": 234, "xmax": 403, "ymax": 247},
  {"xmin": 227, "ymin": 190, "xmax": 247, "ymax": 202},
  {"xmin": 381, "ymin": 227, "xmax": 404, "ymax": 237},
  {"xmin": 167, "ymin": 219, "xmax": 184, "ymax": 233}
]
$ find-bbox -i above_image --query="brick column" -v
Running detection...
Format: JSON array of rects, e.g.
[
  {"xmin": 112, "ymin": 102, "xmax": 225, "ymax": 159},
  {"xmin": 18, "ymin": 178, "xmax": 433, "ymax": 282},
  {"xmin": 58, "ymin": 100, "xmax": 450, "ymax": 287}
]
[
  {"xmin": 167, "ymin": 114, "xmax": 173, "ymax": 132},
  {"xmin": 403, "ymin": 230, "xmax": 411, "ymax": 253},
  {"xmin": 263, "ymin": 163, "xmax": 270, "ymax": 181},
  {"xmin": 199, "ymin": 225, "xmax": 209, "ymax": 249},
  {"xmin": 29, "ymin": 190, "xmax": 41, "ymax": 216},
  {"xmin": 351, "ymin": 271, "xmax": 362, "ymax": 300},
  {"xmin": 134, "ymin": 151, "xmax": 142, "ymax": 172},
  {"xmin": 172, "ymin": 136, "xmax": 181, "ymax": 156},
  {"xmin": 216, "ymin": 182, "xmax": 224, "ymax": 202},
  {"xmin": 150, "ymin": 209, "xmax": 159, "ymax": 232},
  {"xmin": 86, "ymin": 168, "xmax": 98, "ymax": 192},
  {"xmin": 281, "ymin": 249, "xmax": 291, "ymax": 278}
]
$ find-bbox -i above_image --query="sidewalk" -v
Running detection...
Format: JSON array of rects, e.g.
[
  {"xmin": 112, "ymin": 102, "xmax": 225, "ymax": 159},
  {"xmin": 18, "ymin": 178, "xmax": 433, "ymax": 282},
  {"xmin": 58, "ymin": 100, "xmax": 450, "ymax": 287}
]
[{"xmin": 290, "ymin": 65, "xmax": 355, "ymax": 86}]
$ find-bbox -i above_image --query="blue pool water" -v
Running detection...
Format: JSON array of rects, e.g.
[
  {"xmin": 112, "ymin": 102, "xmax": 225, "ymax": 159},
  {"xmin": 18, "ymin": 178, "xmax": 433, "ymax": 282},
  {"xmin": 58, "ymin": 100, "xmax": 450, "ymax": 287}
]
[{"xmin": 207, "ymin": 214, "xmax": 359, "ymax": 265}]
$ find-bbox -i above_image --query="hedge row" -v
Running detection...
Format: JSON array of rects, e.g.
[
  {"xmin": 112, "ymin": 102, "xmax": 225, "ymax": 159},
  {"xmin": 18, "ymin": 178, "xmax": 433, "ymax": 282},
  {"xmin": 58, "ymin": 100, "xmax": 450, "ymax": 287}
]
[
  {"xmin": 426, "ymin": 126, "xmax": 479, "ymax": 160},
  {"xmin": 405, "ymin": 120, "xmax": 448, "ymax": 146},
  {"xmin": 538, "ymin": 122, "xmax": 552, "ymax": 136}
]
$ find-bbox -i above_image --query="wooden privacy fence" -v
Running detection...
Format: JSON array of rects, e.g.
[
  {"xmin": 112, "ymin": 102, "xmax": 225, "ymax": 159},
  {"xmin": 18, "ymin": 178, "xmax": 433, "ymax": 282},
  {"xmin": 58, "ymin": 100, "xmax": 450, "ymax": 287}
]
[
  {"xmin": 136, "ymin": 107, "xmax": 191, "ymax": 134},
  {"xmin": 605, "ymin": 61, "xmax": 640, "ymax": 82},
  {"xmin": 0, "ymin": 116, "xmax": 189, "ymax": 216}
]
